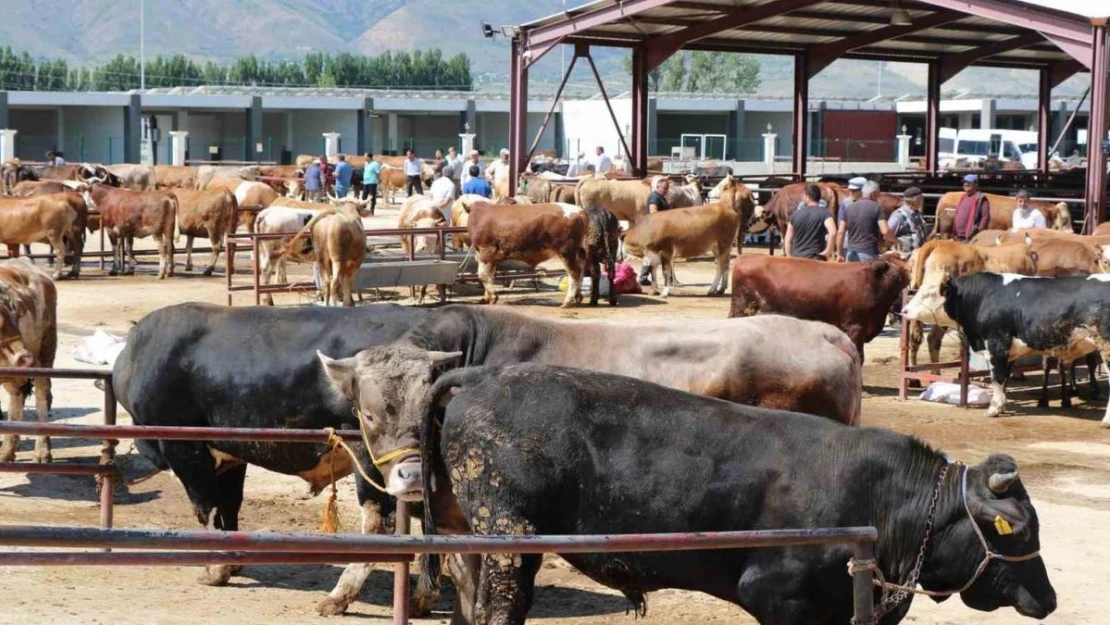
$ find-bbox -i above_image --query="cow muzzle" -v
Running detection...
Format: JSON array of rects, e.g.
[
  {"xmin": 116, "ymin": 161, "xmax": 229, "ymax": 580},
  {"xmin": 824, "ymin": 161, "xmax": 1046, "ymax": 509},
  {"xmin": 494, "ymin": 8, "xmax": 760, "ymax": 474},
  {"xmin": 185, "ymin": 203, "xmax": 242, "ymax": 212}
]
[
  {"xmin": 385, "ymin": 457, "xmax": 423, "ymax": 502},
  {"xmin": 902, "ymin": 291, "xmax": 957, "ymax": 328}
]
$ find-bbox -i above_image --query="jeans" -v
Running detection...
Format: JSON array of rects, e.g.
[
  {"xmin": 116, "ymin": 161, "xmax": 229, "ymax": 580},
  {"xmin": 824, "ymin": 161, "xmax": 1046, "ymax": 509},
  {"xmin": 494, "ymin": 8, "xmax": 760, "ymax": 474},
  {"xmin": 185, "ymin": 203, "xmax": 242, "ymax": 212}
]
[
  {"xmin": 363, "ymin": 183, "xmax": 378, "ymax": 214},
  {"xmin": 845, "ymin": 251, "xmax": 877, "ymax": 262}
]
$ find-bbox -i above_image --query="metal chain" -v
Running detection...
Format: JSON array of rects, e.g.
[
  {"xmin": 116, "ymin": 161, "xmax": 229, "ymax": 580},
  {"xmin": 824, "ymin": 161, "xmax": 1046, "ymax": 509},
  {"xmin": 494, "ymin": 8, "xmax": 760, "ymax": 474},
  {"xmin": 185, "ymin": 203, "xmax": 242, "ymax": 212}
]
[{"xmin": 875, "ymin": 462, "xmax": 952, "ymax": 617}]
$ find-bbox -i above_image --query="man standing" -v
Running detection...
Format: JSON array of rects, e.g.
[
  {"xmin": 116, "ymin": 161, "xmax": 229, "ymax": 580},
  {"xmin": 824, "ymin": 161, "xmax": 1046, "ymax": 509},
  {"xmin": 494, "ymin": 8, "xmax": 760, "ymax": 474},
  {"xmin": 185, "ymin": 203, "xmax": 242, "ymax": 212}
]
[
  {"xmin": 486, "ymin": 148, "xmax": 511, "ymax": 187},
  {"xmin": 362, "ymin": 153, "xmax": 382, "ymax": 215},
  {"xmin": 836, "ymin": 180, "xmax": 892, "ymax": 262},
  {"xmin": 430, "ymin": 163, "xmax": 457, "ymax": 226},
  {"xmin": 446, "ymin": 146, "xmax": 463, "ymax": 188},
  {"xmin": 461, "ymin": 150, "xmax": 482, "ymax": 185},
  {"xmin": 594, "ymin": 146, "xmax": 613, "ymax": 175},
  {"xmin": 1010, "ymin": 189, "xmax": 1046, "ymax": 231},
  {"xmin": 462, "ymin": 165, "xmax": 492, "ymax": 198},
  {"xmin": 839, "ymin": 177, "xmax": 865, "ymax": 214},
  {"xmin": 304, "ymin": 158, "xmax": 325, "ymax": 202},
  {"xmin": 638, "ymin": 177, "xmax": 673, "ymax": 285},
  {"xmin": 887, "ymin": 186, "xmax": 930, "ymax": 253},
  {"xmin": 566, "ymin": 151, "xmax": 588, "ymax": 177},
  {"xmin": 333, "ymin": 154, "xmax": 353, "ymax": 199},
  {"xmin": 785, "ymin": 184, "xmax": 836, "ymax": 260},
  {"xmin": 403, "ymin": 148, "xmax": 424, "ymax": 197},
  {"xmin": 952, "ymin": 173, "xmax": 991, "ymax": 242}
]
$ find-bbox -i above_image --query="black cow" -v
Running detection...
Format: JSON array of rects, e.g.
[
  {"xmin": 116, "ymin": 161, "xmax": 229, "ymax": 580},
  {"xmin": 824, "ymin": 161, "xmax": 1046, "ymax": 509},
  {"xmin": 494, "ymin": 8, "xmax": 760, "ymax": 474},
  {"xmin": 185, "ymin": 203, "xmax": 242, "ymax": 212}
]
[
  {"xmin": 936, "ymin": 273, "xmax": 1110, "ymax": 422},
  {"xmin": 418, "ymin": 363, "xmax": 1055, "ymax": 625},
  {"xmin": 112, "ymin": 302, "xmax": 427, "ymax": 615}
]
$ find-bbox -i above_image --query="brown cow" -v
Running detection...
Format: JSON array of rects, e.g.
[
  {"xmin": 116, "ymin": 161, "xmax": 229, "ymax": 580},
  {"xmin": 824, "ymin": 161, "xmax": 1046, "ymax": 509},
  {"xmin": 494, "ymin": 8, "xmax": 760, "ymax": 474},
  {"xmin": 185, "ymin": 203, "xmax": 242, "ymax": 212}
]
[
  {"xmin": 621, "ymin": 177, "xmax": 755, "ymax": 297},
  {"xmin": 0, "ymin": 258, "xmax": 57, "ymax": 464},
  {"xmin": 397, "ymin": 196, "xmax": 446, "ymax": 257},
  {"xmin": 748, "ymin": 182, "xmax": 844, "ymax": 251},
  {"xmin": 9, "ymin": 180, "xmax": 82, "ymax": 197},
  {"xmin": 467, "ymin": 201, "xmax": 587, "ymax": 307},
  {"xmin": 204, "ymin": 179, "xmax": 280, "ymax": 233},
  {"xmin": 154, "ymin": 165, "xmax": 198, "ymax": 189},
  {"xmin": 729, "ymin": 254, "xmax": 909, "ymax": 361},
  {"xmin": 172, "ymin": 188, "xmax": 236, "ymax": 276},
  {"xmin": 32, "ymin": 163, "xmax": 113, "ymax": 184},
  {"xmin": 274, "ymin": 204, "xmax": 368, "ymax": 306},
  {"xmin": 0, "ymin": 194, "xmax": 81, "ymax": 279},
  {"xmin": 105, "ymin": 164, "xmax": 156, "ymax": 191},
  {"xmin": 87, "ymin": 186, "xmax": 177, "ymax": 278},
  {"xmin": 932, "ymin": 192, "xmax": 1071, "ymax": 238},
  {"xmin": 1, "ymin": 159, "xmax": 38, "ymax": 195}
]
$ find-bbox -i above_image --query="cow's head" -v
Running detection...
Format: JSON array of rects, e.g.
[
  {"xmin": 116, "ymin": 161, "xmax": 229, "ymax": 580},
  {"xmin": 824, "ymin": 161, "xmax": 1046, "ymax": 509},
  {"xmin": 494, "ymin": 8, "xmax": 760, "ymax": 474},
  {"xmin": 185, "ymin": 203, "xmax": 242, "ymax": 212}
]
[
  {"xmin": 318, "ymin": 346, "xmax": 462, "ymax": 501},
  {"xmin": 902, "ymin": 271, "xmax": 958, "ymax": 328},
  {"xmin": 0, "ymin": 284, "xmax": 34, "ymax": 368},
  {"xmin": 923, "ymin": 456, "xmax": 1055, "ymax": 619},
  {"xmin": 412, "ymin": 217, "xmax": 445, "ymax": 253},
  {"xmin": 1050, "ymin": 202, "xmax": 1072, "ymax": 231}
]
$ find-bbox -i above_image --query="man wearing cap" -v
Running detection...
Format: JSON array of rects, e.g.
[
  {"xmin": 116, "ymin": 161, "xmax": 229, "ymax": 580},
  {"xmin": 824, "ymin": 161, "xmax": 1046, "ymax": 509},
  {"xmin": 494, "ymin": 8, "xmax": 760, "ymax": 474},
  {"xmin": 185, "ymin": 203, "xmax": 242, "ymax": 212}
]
[
  {"xmin": 486, "ymin": 149, "xmax": 511, "ymax": 186},
  {"xmin": 887, "ymin": 186, "xmax": 930, "ymax": 253},
  {"xmin": 461, "ymin": 150, "xmax": 482, "ymax": 185},
  {"xmin": 836, "ymin": 179, "xmax": 893, "ymax": 262},
  {"xmin": 840, "ymin": 176, "xmax": 866, "ymax": 214},
  {"xmin": 1010, "ymin": 189, "xmax": 1045, "ymax": 231},
  {"xmin": 953, "ymin": 174, "xmax": 991, "ymax": 241}
]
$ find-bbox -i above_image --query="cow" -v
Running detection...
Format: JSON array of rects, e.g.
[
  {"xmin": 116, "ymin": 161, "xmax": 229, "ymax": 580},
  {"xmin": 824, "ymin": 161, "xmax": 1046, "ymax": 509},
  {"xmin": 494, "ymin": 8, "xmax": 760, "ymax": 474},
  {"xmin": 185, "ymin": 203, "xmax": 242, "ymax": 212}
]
[
  {"xmin": 296, "ymin": 204, "xmax": 369, "ymax": 307},
  {"xmin": 466, "ymin": 201, "xmax": 588, "ymax": 307},
  {"xmin": 202, "ymin": 179, "xmax": 280, "ymax": 233},
  {"xmin": 1095, "ymin": 222, "xmax": 1110, "ymax": 237},
  {"xmin": 905, "ymin": 272, "xmax": 1110, "ymax": 422},
  {"xmin": 153, "ymin": 165, "xmax": 198, "ymax": 190},
  {"xmin": 9, "ymin": 180, "xmax": 87, "ymax": 197},
  {"xmin": 104, "ymin": 164, "xmax": 156, "ymax": 191},
  {"xmin": 86, "ymin": 185, "xmax": 177, "ymax": 278},
  {"xmin": 253, "ymin": 204, "xmax": 329, "ymax": 305},
  {"xmin": 573, "ymin": 177, "xmax": 652, "ymax": 224},
  {"xmin": 398, "ymin": 196, "xmax": 446, "ymax": 257},
  {"xmin": 905, "ymin": 239, "xmax": 1038, "ymax": 375},
  {"xmin": 401, "ymin": 363, "xmax": 1057, "ymax": 625},
  {"xmin": 621, "ymin": 176, "xmax": 755, "ymax": 297},
  {"xmin": 729, "ymin": 254, "xmax": 909, "ymax": 361},
  {"xmin": 0, "ymin": 258, "xmax": 58, "ymax": 464},
  {"xmin": 0, "ymin": 194, "xmax": 81, "ymax": 279},
  {"xmin": 932, "ymin": 192, "xmax": 1071, "ymax": 238},
  {"xmin": 171, "ymin": 188, "xmax": 237, "ymax": 276},
  {"xmin": 32, "ymin": 163, "xmax": 115, "ymax": 186},
  {"xmin": 196, "ymin": 165, "xmax": 258, "ymax": 190},
  {"xmin": 111, "ymin": 303, "xmax": 428, "ymax": 610},
  {"xmin": 1, "ymin": 159, "xmax": 38, "ymax": 195}
]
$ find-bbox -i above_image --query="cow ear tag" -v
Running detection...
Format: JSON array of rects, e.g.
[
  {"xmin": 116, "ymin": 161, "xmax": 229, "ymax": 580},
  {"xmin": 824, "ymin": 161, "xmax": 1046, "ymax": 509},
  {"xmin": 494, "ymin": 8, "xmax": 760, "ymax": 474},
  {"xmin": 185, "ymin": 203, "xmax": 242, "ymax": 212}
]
[{"xmin": 993, "ymin": 515, "xmax": 1014, "ymax": 536}]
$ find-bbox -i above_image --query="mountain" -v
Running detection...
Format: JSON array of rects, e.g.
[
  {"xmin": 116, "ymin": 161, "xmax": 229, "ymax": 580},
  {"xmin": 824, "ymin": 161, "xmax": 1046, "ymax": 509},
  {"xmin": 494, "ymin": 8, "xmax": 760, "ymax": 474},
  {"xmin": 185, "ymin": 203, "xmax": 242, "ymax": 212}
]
[{"xmin": 0, "ymin": 0, "xmax": 1087, "ymax": 98}]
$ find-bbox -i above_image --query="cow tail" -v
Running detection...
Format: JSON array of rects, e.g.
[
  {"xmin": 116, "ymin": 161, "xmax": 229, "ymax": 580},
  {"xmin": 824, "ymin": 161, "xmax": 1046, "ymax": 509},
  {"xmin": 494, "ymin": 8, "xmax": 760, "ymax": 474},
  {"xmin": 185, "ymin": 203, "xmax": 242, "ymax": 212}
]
[{"xmin": 281, "ymin": 209, "xmax": 334, "ymax": 259}]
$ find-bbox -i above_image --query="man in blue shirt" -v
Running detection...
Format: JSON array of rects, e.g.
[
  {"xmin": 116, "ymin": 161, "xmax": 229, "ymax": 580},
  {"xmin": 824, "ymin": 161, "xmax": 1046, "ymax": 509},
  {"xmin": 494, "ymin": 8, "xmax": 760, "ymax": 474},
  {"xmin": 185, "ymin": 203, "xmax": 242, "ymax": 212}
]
[
  {"xmin": 333, "ymin": 154, "xmax": 353, "ymax": 199},
  {"xmin": 363, "ymin": 152, "xmax": 382, "ymax": 215},
  {"xmin": 461, "ymin": 164, "xmax": 492, "ymax": 198},
  {"xmin": 304, "ymin": 160, "xmax": 324, "ymax": 202}
]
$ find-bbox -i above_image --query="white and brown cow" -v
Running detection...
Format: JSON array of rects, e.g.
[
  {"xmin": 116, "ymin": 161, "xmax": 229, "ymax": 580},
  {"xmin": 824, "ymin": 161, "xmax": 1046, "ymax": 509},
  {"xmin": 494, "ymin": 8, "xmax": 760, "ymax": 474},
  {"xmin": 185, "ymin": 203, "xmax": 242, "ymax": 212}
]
[
  {"xmin": 86, "ymin": 185, "xmax": 178, "ymax": 279},
  {"xmin": 0, "ymin": 257, "xmax": 58, "ymax": 463},
  {"xmin": 467, "ymin": 201, "xmax": 587, "ymax": 308}
]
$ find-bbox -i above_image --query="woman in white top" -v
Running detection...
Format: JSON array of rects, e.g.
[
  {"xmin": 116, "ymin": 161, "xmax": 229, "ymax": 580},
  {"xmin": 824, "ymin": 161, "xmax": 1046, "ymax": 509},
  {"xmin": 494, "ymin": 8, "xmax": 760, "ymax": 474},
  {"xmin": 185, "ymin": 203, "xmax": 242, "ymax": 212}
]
[{"xmin": 1010, "ymin": 189, "xmax": 1046, "ymax": 232}]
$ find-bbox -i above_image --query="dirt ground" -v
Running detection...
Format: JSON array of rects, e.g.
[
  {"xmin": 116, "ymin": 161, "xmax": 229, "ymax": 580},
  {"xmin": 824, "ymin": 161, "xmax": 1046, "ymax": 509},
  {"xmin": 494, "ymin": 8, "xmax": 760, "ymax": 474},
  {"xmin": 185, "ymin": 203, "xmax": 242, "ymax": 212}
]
[{"xmin": 0, "ymin": 207, "xmax": 1105, "ymax": 625}]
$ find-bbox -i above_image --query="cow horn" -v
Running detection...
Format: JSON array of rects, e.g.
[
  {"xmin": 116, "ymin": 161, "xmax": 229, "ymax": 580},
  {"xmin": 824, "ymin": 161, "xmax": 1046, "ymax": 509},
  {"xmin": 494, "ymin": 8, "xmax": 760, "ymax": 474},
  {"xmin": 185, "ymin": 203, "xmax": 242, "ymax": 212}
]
[{"xmin": 989, "ymin": 470, "xmax": 1019, "ymax": 494}]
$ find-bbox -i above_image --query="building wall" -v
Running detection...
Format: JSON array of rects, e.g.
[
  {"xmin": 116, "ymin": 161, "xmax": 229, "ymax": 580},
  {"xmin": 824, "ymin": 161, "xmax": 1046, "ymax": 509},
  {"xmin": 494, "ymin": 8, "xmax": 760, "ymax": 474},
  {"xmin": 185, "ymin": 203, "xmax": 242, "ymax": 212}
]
[
  {"xmin": 11, "ymin": 109, "xmax": 57, "ymax": 161},
  {"xmin": 396, "ymin": 113, "xmax": 460, "ymax": 156},
  {"xmin": 743, "ymin": 111, "xmax": 793, "ymax": 160},
  {"xmin": 561, "ymin": 100, "xmax": 632, "ymax": 161},
  {"xmin": 473, "ymin": 112, "xmax": 556, "ymax": 157},
  {"xmin": 289, "ymin": 109, "xmax": 358, "ymax": 157},
  {"xmin": 59, "ymin": 105, "xmax": 124, "ymax": 163}
]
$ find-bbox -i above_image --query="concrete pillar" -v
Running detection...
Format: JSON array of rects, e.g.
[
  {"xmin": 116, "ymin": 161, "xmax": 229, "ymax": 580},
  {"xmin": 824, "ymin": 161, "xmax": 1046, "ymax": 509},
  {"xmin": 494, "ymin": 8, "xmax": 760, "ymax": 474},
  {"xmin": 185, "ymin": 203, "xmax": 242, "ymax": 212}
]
[
  {"xmin": 980, "ymin": 99, "xmax": 996, "ymax": 130},
  {"xmin": 553, "ymin": 111, "xmax": 565, "ymax": 159},
  {"xmin": 387, "ymin": 113, "xmax": 399, "ymax": 154},
  {"xmin": 896, "ymin": 132, "xmax": 912, "ymax": 168},
  {"xmin": 123, "ymin": 93, "xmax": 142, "ymax": 164},
  {"xmin": 169, "ymin": 131, "xmax": 189, "ymax": 166},
  {"xmin": 0, "ymin": 129, "xmax": 16, "ymax": 163},
  {"xmin": 459, "ymin": 133, "xmax": 476, "ymax": 156},
  {"xmin": 285, "ymin": 112, "xmax": 294, "ymax": 160},
  {"xmin": 0, "ymin": 92, "xmax": 9, "ymax": 130},
  {"xmin": 322, "ymin": 132, "xmax": 340, "ymax": 159},
  {"xmin": 763, "ymin": 131, "xmax": 777, "ymax": 173},
  {"xmin": 463, "ymin": 98, "xmax": 476, "ymax": 134},
  {"xmin": 245, "ymin": 95, "xmax": 262, "ymax": 162},
  {"xmin": 358, "ymin": 97, "xmax": 374, "ymax": 155},
  {"xmin": 727, "ymin": 100, "xmax": 746, "ymax": 162},
  {"xmin": 55, "ymin": 107, "xmax": 65, "ymax": 157}
]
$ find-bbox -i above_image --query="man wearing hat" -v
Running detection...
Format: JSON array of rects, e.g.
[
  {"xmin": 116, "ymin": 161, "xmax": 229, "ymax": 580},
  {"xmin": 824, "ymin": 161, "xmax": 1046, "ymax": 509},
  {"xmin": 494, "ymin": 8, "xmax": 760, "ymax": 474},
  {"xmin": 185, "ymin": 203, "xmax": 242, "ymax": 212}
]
[
  {"xmin": 841, "ymin": 176, "xmax": 867, "ymax": 213},
  {"xmin": 486, "ymin": 149, "xmax": 511, "ymax": 186},
  {"xmin": 461, "ymin": 150, "xmax": 483, "ymax": 186},
  {"xmin": 887, "ymin": 187, "xmax": 930, "ymax": 253},
  {"xmin": 836, "ymin": 179, "xmax": 892, "ymax": 262},
  {"xmin": 953, "ymin": 174, "xmax": 991, "ymax": 241}
]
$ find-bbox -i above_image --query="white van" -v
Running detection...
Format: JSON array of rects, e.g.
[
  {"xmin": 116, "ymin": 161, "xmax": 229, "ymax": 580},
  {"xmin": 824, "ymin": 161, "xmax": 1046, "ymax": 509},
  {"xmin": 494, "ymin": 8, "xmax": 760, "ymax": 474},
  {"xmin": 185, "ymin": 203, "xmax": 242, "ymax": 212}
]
[
  {"xmin": 938, "ymin": 127, "xmax": 958, "ymax": 164},
  {"xmin": 950, "ymin": 129, "xmax": 1044, "ymax": 169}
]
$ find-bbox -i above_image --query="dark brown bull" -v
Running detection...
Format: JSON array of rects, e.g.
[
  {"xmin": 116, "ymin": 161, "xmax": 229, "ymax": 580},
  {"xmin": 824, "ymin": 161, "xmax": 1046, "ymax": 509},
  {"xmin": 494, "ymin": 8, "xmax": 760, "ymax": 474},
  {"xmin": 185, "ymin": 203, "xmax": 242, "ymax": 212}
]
[{"xmin": 88, "ymin": 186, "xmax": 177, "ymax": 278}]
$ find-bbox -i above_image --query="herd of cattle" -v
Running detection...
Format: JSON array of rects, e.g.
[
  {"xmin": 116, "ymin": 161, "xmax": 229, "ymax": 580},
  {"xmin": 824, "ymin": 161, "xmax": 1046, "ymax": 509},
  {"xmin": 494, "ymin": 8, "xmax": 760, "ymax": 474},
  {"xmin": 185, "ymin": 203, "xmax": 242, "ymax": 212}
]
[{"xmin": 0, "ymin": 154, "xmax": 1093, "ymax": 624}]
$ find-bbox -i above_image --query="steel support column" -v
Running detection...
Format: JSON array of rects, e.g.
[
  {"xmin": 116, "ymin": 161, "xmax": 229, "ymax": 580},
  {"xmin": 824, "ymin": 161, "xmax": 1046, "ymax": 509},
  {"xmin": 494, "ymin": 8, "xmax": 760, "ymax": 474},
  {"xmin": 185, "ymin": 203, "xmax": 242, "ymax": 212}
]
[
  {"xmin": 792, "ymin": 53, "xmax": 809, "ymax": 178},
  {"xmin": 509, "ymin": 36, "xmax": 528, "ymax": 196},
  {"xmin": 631, "ymin": 46, "xmax": 649, "ymax": 177},
  {"xmin": 926, "ymin": 60, "xmax": 941, "ymax": 176},
  {"xmin": 1038, "ymin": 67, "xmax": 1051, "ymax": 176},
  {"xmin": 245, "ymin": 95, "xmax": 262, "ymax": 162},
  {"xmin": 123, "ymin": 93, "xmax": 142, "ymax": 164},
  {"xmin": 1085, "ymin": 22, "xmax": 1109, "ymax": 233}
]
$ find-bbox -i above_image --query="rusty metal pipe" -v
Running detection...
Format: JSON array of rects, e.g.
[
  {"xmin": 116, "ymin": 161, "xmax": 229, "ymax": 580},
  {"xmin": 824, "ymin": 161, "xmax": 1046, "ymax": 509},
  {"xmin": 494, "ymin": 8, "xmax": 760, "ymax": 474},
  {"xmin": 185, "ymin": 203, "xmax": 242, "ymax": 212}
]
[
  {"xmin": 0, "ymin": 462, "xmax": 118, "ymax": 476},
  {"xmin": 393, "ymin": 501, "xmax": 411, "ymax": 625},
  {"xmin": 0, "ymin": 367, "xmax": 111, "ymax": 379},
  {"xmin": 0, "ymin": 551, "xmax": 410, "ymax": 566},
  {"xmin": 0, "ymin": 422, "xmax": 361, "ymax": 444},
  {"xmin": 0, "ymin": 525, "xmax": 878, "ymax": 555},
  {"xmin": 851, "ymin": 541, "xmax": 877, "ymax": 625}
]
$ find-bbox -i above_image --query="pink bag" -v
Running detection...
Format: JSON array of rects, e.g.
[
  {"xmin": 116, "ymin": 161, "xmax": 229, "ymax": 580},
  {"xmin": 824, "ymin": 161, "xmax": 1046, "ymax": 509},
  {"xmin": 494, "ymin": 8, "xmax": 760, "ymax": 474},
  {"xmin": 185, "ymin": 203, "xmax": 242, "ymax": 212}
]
[{"xmin": 611, "ymin": 262, "xmax": 642, "ymax": 295}]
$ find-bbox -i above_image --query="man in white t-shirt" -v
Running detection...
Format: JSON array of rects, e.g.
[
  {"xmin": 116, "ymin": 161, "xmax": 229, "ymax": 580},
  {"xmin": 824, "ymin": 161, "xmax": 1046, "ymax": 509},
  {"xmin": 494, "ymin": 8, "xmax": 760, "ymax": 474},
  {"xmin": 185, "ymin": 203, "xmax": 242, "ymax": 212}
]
[
  {"xmin": 566, "ymin": 152, "xmax": 588, "ymax": 177},
  {"xmin": 594, "ymin": 146, "xmax": 612, "ymax": 174},
  {"xmin": 486, "ymin": 148, "xmax": 511, "ymax": 186},
  {"xmin": 460, "ymin": 150, "xmax": 482, "ymax": 185},
  {"xmin": 430, "ymin": 164, "xmax": 457, "ymax": 226},
  {"xmin": 1010, "ymin": 189, "xmax": 1046, "ymax": 231}
]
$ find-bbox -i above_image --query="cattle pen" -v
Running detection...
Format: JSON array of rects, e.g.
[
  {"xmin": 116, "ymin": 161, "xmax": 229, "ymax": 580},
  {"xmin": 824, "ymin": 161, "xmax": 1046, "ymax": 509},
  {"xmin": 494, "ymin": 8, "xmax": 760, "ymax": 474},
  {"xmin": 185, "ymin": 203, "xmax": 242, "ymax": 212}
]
[{"xmin": 0, "ymin": 373, "xmax": 883, "ymax": 625}]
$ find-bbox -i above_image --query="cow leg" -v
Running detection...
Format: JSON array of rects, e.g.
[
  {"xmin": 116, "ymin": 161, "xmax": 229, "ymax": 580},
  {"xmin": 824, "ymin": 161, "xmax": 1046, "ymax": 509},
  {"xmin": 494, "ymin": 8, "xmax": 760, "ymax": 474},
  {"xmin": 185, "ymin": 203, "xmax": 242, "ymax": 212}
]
[
  {"xmin": 587, "ymin": 255, "xmax": 600, "ymax": 306},
  {"xmin": 199, "ymin": 462, "xmax": 248, "ymax": 586},
  {"xmin": 127, "ymin": 235, "xmax": 139, "ymax": 267},
  {"xmin": 46, "ymin": 233, "xmax": 66, "ymax": 280},
  {"xmin": 319, "ymin": 463, "xmax": 392, "ymax": 617},
  {"xmin": 107, "ymin": 232, "xmax": 120, "ymax": 276},
  {"xmin": 0, "ymin": 381, "xmax": 28, "ymax": 462},
  {"xmin": 474, "ymin": 545, "xmax": 542, "ymax": 625},
  {"xmin": 447, "ymin": 554, "xmax": 481, "ymax": 625},
  {"xmin": 124, "ymin": 236, "xmax": 137, "ymax": 276},
  {"xmin": 927, "ymin": 325, "xmax": 945, "ymax": 376},
  {"xmin": 68, "ymin": 231, "xmax": 84, "ymax": 279},
  {"xmin": 205, "ymin": 227, "xmax": 222, "ymax": 277},
  {"xmin": 343, "ymin": 268, "xmax": 355, "ymax": 308},
  {"xmin": 985, "ymin": 348, "xmax": 1011, "ymax": 418},
  {"xmin": 185, "ymin": 235, "xmax": 195, "ymax": 272},
  {"xmin": 1038, "ymin": 357, "xmax": 1053, "ymax": 408},
  {"xmin": 1087, "ymin": 353, "xmax": 1102, "ymax": 400},
  {"xmin": 31, "ymin": 376, "xmax": 52, "ymax": 463},
  {"xmin": 1060, "ymin": 359, "xmax": 1072, "ymax": 409},
  {"xmin": 559, "ymin": 249, "xmax": 584, "ymax": 308},
  {"xmin": 259, "ymin": 251, "xmax": 276, "ymax": 306},
  {"xmin": 710, "ymin": 245, "xmax": 730, "ymax": 296},
  {"xmin": 478, "ymin": 260, "xmax": 498, "ymax": 305},
  {"xmin": 660, "ymin": 254, "xmax": 675, "ymax": 298},
  {"xmin": 329, "ymin": 263, "xmax": 342, "ymax": 307}
]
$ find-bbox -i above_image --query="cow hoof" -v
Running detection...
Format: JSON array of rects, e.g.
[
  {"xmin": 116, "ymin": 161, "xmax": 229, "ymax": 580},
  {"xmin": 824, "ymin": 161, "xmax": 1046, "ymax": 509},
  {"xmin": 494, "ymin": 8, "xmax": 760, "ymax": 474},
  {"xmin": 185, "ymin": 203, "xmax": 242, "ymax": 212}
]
[
  {"xmin": 986, "ymin": 409, "xmax": 1001, "ymax": 418},
  {"xmin": 1062, "ymin": 400, "xmax": 1072, "ymax": 409},
  {"xmin": 108, "ymin": 269, "xmax": 119, "ymax": 276},
  {"xmin": 1036, "ymin": 399, "xmax": 1049, "ymax": 409},
  {"xmin": 1101, "ymin": 419, "xmax": 1110, "ymax": 429},
  {"xmin": 197, "ymin": 566, "xmax": 233, "ymax": 587},
  {"xmin": 203, "ymin": 268, "xmax": 215, "ymax": 277},
  {"xmin": 316, "ymin": 597, "xmax": 350, "ymax": 617},
  {"xmin": 661, "ymin": 289, "xmax": 671, "ymax": 298}
]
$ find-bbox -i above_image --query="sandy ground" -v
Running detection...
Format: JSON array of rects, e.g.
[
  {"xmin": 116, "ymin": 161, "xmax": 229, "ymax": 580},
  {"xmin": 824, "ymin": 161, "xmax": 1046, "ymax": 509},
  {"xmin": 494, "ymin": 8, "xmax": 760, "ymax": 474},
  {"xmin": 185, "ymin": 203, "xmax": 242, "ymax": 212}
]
[{"xmin": 0, "ymin": 205, "xmax": 1105, "ymax": 625}]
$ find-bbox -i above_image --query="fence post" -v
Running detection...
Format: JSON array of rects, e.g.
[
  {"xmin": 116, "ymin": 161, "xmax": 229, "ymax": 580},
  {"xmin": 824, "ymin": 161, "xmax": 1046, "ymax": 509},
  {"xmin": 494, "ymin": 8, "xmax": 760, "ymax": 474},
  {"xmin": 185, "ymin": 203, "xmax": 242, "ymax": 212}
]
[
  {"xmin": 393, "ymin": 501, "xmax": 411, "ymax": 625},
  {"xmin": 98, "ymin": 379, "xmax": 117, "ymax": 534},
  {"xmin": 851, "ymin": 540, "xmax": 876, "ymax": 625},
  {"xmin": 226, "ymin": 238, "xmax": 236, "ymax": 307},
  {"xmin": 252, "ymin": 236, "xmax": 261, "ymax": 306}
]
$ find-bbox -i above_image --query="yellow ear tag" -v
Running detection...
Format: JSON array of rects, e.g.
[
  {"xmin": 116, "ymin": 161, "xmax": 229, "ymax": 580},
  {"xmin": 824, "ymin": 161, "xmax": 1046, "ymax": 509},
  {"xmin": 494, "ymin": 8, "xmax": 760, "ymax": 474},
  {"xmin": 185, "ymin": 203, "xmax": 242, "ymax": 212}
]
[{"xmin": 994, "ymin": 515, "xmax": 1014, "ymax": 536}]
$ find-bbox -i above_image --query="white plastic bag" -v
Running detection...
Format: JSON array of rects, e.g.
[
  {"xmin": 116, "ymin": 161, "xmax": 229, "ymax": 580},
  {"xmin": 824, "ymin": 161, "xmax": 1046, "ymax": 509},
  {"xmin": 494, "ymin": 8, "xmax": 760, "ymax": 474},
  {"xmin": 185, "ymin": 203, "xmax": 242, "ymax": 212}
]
[
  {"xmin": 72, "ymin": 330, "xmax": 126, "ymax": 367},
  {"xmin": 920, "ymin": 382, "xmax": 992, "ymax": 407}
]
